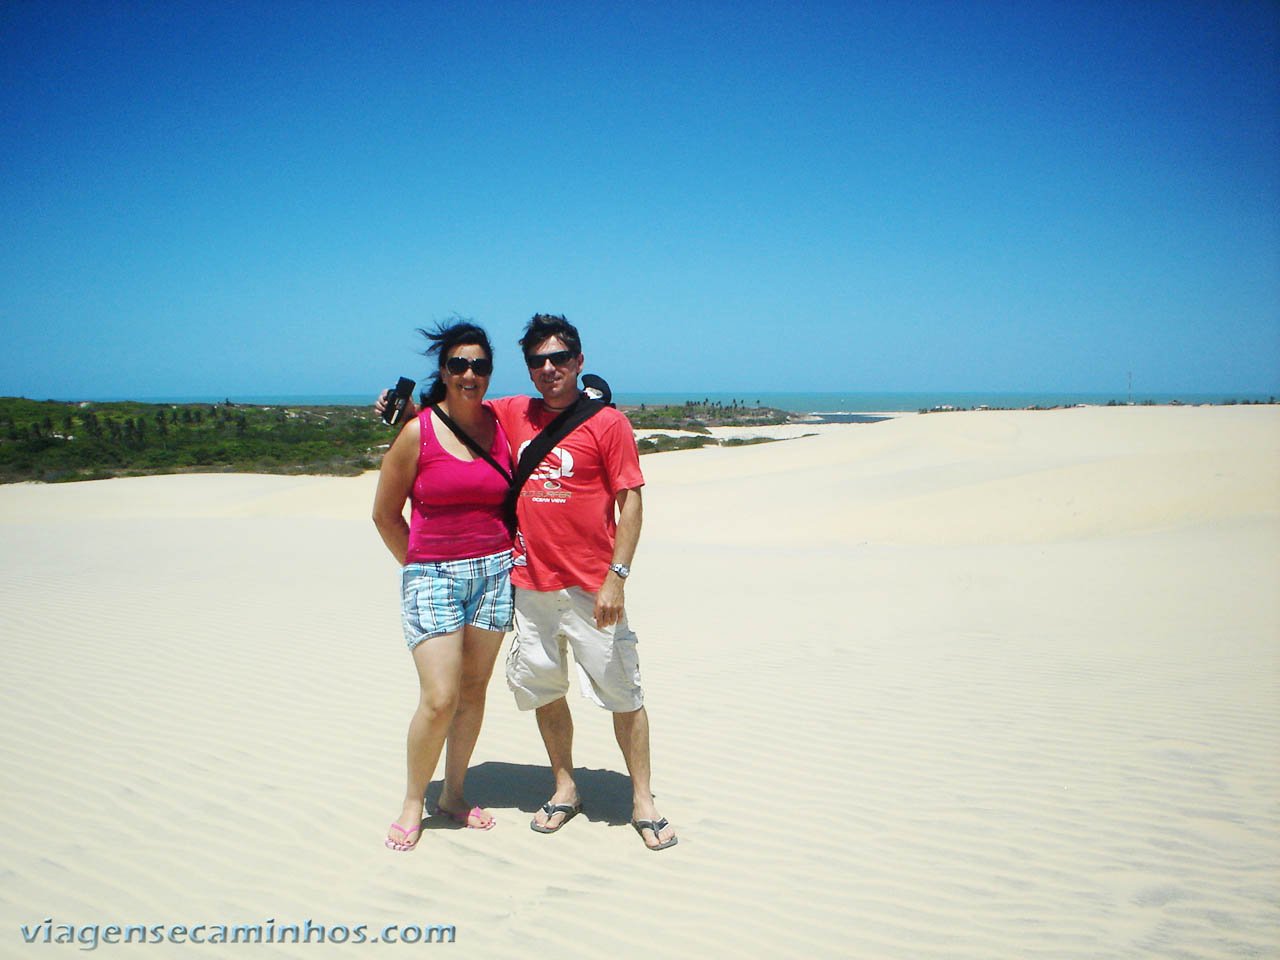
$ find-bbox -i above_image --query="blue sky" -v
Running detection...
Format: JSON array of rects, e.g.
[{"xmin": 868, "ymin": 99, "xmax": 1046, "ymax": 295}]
[{"xmin": 2, "ymin": 0, "xmax": 1277, "ymax": 399}]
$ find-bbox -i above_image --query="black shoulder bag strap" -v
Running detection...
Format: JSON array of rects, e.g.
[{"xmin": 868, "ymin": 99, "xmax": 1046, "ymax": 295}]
[
  {"xmin": 427, "ymin": 404, "xmax": 513, "ymax": 485},
  {"xmin": 502, "ymin": 393, "xmax": 608, "ymax": 529}
]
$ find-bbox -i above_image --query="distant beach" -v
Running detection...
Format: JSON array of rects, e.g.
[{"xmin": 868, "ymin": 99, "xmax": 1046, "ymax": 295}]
[
  {"xmin": 8, "ymin": 391, "xmax": 1276, "ymax": 484},
  {"xmin": 75, "ymin": 390, "xmax": 1279, "ymax": 415}
]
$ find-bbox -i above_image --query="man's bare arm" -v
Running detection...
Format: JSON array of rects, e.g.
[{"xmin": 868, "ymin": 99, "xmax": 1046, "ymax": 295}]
[{"xmin": 594, "ymin": 486, "xmax": 642, "ymax": 628}]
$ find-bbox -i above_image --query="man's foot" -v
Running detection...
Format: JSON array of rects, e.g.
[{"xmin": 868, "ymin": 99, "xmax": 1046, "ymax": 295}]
[
  {"xmin": 530, "ymin": 794, "xmax": 583, "ymax": 834},
  {"xmin": 435, "ymin": 802, "xmax": 496, "ymax": 830},
  {"xmin": 631, "ymin": 816, "xmax": 678, "ymax": 851}
]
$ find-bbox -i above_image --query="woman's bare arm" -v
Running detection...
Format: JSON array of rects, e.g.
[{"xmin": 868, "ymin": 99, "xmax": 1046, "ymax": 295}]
[{"xmin": 372, "ymin": 417, "xmax": 421, "ymax": 565}]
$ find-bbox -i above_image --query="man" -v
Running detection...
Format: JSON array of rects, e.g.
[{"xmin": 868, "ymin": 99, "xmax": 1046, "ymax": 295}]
[
  {"xmin": 489, "ymin": 314, "xmax": 675, "ymax": 851},
  {"xmin": 378, "ymin": 314, "xmax": 677, "ymax": 850}
]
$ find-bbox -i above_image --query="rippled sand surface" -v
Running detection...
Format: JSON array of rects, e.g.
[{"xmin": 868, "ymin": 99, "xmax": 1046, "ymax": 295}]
[{"xmin": 1, "ymin": 405, "xmax": 1276, "ymax": 958}]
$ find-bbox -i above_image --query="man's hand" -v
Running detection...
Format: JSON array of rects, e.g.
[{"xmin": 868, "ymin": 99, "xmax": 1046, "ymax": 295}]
[
  {"xmin": 375, "ymin": 389, "xmax": 418, "ymax": 423},
  {"xmin": 594, "ymin": 488, "xmax": 641, "ymax": 629},
  {"xmin": 594, "ymin": 573, "xmax": 626, "ymax": 629}
]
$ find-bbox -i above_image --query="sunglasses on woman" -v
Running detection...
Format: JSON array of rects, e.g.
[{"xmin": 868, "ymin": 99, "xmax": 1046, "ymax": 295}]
[
  {"xmin": 525, "ymin": 349, "xmax": 576, "ymax": 368},
  {"xmin": 444, "ymin": 356, "xmax": 493, "ymax": 376}
]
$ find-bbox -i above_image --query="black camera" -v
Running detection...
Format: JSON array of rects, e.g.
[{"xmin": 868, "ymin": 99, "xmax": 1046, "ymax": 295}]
[{"xmin": 382, "ymin": 377, "xmax": 416, "ymax": 425}]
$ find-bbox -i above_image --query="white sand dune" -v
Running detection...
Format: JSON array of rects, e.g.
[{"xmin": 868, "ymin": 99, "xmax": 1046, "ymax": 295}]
[{"xmin": 1, "ymin": 405, "xmax": 1277, "ymax": 957}]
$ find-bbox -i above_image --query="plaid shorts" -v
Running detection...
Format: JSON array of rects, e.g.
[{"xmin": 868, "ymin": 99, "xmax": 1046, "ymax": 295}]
[{"xmin": 401, "ymin": 550, "xmax": 514, "ymax": 649}]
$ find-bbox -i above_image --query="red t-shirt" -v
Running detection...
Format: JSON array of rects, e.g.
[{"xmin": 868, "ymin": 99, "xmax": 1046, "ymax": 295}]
[{"xmin": 489, "ymin": 395, "xmax": 644, "ymax": 593}]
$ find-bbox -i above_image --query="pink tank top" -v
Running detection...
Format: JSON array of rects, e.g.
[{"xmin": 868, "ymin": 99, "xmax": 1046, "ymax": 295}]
[{"xmin": 405, "ymin": 406, "xmax": 514, "ymax": 563}]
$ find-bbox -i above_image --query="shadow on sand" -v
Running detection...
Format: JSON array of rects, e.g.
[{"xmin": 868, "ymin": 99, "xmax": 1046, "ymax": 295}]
[{"xmin": 422, "ymin": 762, "xmax": 634, "ymax": 828}]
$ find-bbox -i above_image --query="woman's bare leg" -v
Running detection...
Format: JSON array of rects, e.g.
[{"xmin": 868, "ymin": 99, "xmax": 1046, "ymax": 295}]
[
  {"xmin": 386, "ymin": 629, "xmax": 464, "ymax": 848},
  {"xmin": 437, "ymin": 624, "xmax": 505, "ymax": 826}
]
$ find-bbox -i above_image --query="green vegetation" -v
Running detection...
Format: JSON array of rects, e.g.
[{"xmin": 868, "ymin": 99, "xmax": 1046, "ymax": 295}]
[
  {"xmin": 628, "ymin": 400, "xmax": 793, "ymax": 456},
  {"xmin": 635, "ymin": 433, "xmax": 790, "ymax": 455},
  {"xmin": 0, "ymin": 395, "xmax": 802, "ymax": 483},
  {"xmin": 722, "ymin": 435, "xmax": 795, "ymax": 447},
  {"xmin": 635, "ymin": 434, "xmax": 718, "ymax": 454},
  {"xmin": 625, "ymin": 400, "xmax": 789, "ymax": 433},
  {"xmin": 0, "ymin": 397, "xmax": 389, "ymax": 483}
]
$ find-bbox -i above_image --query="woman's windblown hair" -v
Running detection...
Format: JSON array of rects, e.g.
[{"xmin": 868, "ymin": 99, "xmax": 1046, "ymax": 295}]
[{"xmin": 417, "ymin": 318, "xmax": 494, "ymax": 405}]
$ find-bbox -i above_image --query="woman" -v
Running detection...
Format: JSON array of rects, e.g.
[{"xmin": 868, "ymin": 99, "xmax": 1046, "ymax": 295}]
[{"xmin": 372, "ymin": 321, "xmax": 514, "ymax": 851}]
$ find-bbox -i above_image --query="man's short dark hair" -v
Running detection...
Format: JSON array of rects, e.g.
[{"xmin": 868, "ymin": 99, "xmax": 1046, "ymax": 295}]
[{"xmin": 520, "ymin": 314, "xmax": 582, "ymax": 358}]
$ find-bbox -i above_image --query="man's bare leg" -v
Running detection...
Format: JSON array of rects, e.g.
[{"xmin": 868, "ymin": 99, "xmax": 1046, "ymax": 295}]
[
  {"xmin": 531, "ymin": 696, "xmax": 581, "ymax": 829},
  {"xmin": 614, "ymin": 706, "xmax": 677, "ymax": 848}
]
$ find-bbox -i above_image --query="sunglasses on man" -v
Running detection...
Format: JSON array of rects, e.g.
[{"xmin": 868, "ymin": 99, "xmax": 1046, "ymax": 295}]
[
  {"xmin": 525, "ymin": 349, "xmax": 577, "ymax": 369},
  {"xmin": 444, "ymin": 356, "xmax": 493, "ymax": 376}
]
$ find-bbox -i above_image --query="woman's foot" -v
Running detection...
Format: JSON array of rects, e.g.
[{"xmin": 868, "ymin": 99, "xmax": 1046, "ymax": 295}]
[
  {"xmin": 385, "ymin": 802, "xmax": 425, "ymax": 851},
  {"xmin": 436, "ymin": 788, "xmax": 495, "ymax": 829},
  {"xmin": 386, "ymin": 820, "xmax": 423, "ymax": 851},
  {"xmin": 435, "ymin": 803, "xmax": 496, "ymax": 829}
]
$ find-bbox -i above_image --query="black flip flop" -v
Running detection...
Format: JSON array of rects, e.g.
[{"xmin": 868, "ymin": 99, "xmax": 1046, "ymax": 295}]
[
  {"xmin": 631, "ymin": 817, "xmax": 678, "ymax": 851},
  {"xmin": 530, "ymin": 800, "xmax": 582, "ymax": 834}
]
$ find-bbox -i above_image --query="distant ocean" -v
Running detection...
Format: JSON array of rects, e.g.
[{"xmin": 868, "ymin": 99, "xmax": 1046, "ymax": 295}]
[{"xmin": 116, "ymin": 390, "xmax": 1277, "ymax": 414}]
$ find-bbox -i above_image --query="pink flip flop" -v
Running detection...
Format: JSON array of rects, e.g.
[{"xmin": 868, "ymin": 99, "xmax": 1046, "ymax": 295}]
[
  {"xmin": 436, "ymin": 805, "xmax": 496, "ymax": 830},
  {"xmin": 385, "ymin": 821, "xmax": 423, "ymax": 851}
]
